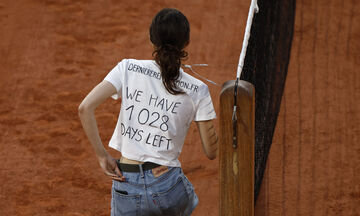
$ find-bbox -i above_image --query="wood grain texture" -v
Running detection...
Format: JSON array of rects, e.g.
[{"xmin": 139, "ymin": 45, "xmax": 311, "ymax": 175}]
[
  {"xmin": 220, "ymin": 80, "xmax": 255, "ymax": 216},
  {"xmin": 255, "ymin": 0, "xmax": 360, "ymax": 215}
]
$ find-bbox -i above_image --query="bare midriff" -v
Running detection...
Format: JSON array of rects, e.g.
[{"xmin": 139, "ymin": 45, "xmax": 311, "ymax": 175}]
[{"xmin": 120, "ymin": 156, "xmax": 144, "ymax": 165}]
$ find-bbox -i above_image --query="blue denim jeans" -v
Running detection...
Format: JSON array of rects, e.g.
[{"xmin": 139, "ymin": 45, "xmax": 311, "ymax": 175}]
[{"xmin": 111, "ymin": 166, "xmax": 198, "ymax": 216}]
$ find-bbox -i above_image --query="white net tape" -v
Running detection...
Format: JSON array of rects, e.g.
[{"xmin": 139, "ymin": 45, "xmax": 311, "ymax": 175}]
[{"xmin": 236, "ymin": 0, "xmax": 259, "ymax": 79}]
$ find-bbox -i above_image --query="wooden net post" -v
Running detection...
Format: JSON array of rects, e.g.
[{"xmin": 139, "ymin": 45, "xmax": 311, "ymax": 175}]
[{"xmin": 219, "ymin": 80, "xmax": 255, "ymax": 216}]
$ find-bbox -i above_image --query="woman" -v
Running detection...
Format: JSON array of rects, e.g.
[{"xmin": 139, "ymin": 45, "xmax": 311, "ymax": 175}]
[{"xmin": 78, "ymin": 8, "xmax": 218, "ymax": 215}]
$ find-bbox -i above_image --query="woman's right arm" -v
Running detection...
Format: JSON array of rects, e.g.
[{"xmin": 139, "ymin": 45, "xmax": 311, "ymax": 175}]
[
  {"xmin": 78, "ymin": 80, "xmax": 124, "ymax": 181},
  {"xmin": 196, "ymin": 120, "xmax": 219, "ymax": 160}
]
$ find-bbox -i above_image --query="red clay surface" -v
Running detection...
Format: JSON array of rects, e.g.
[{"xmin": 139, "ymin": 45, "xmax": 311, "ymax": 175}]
[
  {"xmin": 1, "ymin": 0, "xmax": 359, "ymax": 215},
  {"xmin": 0, "ymin": 0, "xmax": 248, "ymax": 215}
]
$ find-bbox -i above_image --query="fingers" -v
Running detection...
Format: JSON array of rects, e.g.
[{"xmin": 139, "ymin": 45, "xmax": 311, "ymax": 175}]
[
  {"xmin": 111, "ymin": 159, "xmax": 125, "ymax": 181},
  {"xmin": 98, "ymin": 155, "xmax": 126, "ymax": 181},
  {"xmin": 111, "ymin": 175, "xmax": 125, "ymax": 181},
  {"xmin": 114, "ymin": 165, "xmax": 125, "ymax": 180},
  {"xmin": 104, "ymin": 170, "xmax": 125, "ymax": 181}
]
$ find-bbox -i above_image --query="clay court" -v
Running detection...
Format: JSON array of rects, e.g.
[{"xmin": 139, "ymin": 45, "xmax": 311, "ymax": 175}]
[{"xmin": 0, "ymin": 0, "xmax": 359, "ymax": 215}]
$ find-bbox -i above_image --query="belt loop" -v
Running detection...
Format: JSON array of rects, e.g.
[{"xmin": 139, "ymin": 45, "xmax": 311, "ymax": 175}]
[{"xmin": 139, "ymin": 164, "xmax": 144, "ymax": 178}]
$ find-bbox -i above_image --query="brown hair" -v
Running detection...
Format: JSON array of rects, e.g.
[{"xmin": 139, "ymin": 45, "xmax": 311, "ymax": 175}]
[{"xmin": 150, "ymin": 8, "xmax": 190, "ymax": 95}]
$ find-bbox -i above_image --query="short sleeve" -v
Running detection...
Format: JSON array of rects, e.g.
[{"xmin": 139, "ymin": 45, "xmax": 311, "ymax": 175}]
[
  {"xmin": 194, "ymin": 85, "xmax": 217, "ymax": 121},
  {"xmin": 103, "ymin": 59, "xmax": 127, "ymax": 100}
]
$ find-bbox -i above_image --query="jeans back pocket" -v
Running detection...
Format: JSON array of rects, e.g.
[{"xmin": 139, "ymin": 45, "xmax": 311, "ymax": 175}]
[
  {"xmin": 112, "ymin": 187, "xmax": 141, "ymax": 216},
  {"xmin": 153, "ymin": 177, "xmax": 190, "ymax": 215}
]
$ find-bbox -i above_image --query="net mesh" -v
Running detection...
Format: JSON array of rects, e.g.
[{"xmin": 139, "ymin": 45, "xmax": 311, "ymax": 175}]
[{"xmin": 240, "ymin": 0, "xmax": 296, "ymax": 202}]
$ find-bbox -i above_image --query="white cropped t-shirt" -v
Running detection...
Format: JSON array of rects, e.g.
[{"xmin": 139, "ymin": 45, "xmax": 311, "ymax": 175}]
[{"xmin": 104, "ymin": 59, "xmax": 216, "ymax": 167}]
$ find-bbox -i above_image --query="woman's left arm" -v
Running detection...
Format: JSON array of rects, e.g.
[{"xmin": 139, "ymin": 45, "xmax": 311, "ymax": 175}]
[{"xmin": 78, "ymin": 80, "xmax": 124, "ymax": 181}]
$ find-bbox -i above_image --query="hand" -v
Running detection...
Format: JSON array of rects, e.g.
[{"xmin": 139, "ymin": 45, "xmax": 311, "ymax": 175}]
[{"xmin": 98, "ymin": 153, "xmax": 125, "ymax": 181}]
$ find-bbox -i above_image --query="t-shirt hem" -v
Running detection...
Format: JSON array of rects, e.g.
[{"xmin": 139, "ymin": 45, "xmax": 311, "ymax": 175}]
[
  {"xmin": 194, "ymin": 114, "xmax": 217, "ymax": 121},
  {"xmin": 109, "ymin": 142, "xmax": 121, "ymax": 153}
]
